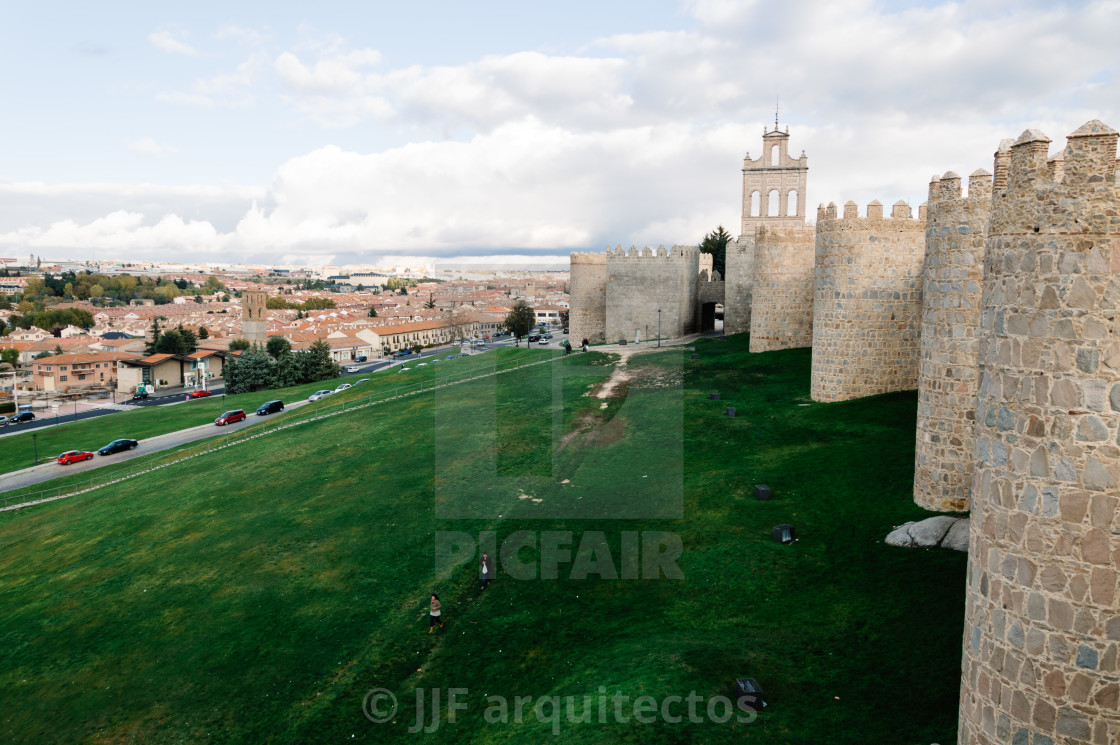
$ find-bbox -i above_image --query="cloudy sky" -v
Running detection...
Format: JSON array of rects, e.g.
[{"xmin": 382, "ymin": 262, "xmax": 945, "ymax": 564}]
[{"xmin": 0, "ymin": 0, "xmax": 1116, "ymax": 269}]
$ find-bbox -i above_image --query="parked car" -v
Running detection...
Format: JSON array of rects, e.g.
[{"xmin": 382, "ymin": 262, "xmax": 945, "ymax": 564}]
[
  {"xmin": 0, "ymin": 415, "xmax": 8, "ymax": 426},
  {"xmin": 9, "ymin": 412, "xmax": 35, "ymax": 424},
  {"xmin": 189, "ymin": 390, "xmax": 212, "ymax": 398},
  {"xmin": 98, "ymin": 439, "xmax": 138, "ymax": 456},
  {"xmin": 130, "ymin": 392, "xmax": 149, "ymax": 401},
  {"xmin": 309, "ymin": 390, "xmax": 333, "ymax": 402},
  {"xmin": 355, "ymin": 378, "xmax": 370, "ymax": 384},
  {"xmin": 528, "ymin": 334, "xmax": 541, "ymax": 342},
  {"xmin": 355, "ymin": 356, "xmax": 368, "ymax": 362},
  {"xmin": 335, "ymin": 383, "xmax": 352, "ymax": 392},
  {"xmin": 344, "ymin": 365, "xmax": 361, "ymax": 373},
  {"xmin": 445, "ymin": 355, "xmax": 457, "ymax": 360},
  {"xmin": 541, "ymin": 333, "xmax": 553, "ymax": 340},
  {"xmin": 538, "ymin": 338, "xmax": 551, "ymax": 345},
  {"xmin": 57, "ymin": 450, "xmax": 95, "ymax": 465},
  {"xmin": 392, "ymin": 350, "xmax": 413, "ymax": 358},
  {"xmin": 256, "ymin": 400, "xmax": 284, "ymax": 416},
  {"xmin": 215, "ymin": 410, "xmax": 247, "ymax": 426}
]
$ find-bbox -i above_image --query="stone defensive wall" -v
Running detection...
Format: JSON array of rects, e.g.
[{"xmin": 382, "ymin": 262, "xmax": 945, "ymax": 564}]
[
  {"xmin": 809, "ymin": 200, "xmax": 926, "ymax": 403},
  {"xmin": 569, "ymin": 251, "xmax": 608, "ymax": 344},
  {"xmin": 723, "ymin": 236, "xmax": 755, "ymax": 334},
  {"xmin": 604, "ymin": 245, "xmax": 700, "ymax": 342},
  {"xmin": 913, "ymin": 167, "xmax": 995, "ymax": 513},
  {"xmin": 958, "ymin": 121, "xmax": 1120, "ymax": 745},
  {"xmin": 748, "ymin": 224, "xmax": 817, "ymax": 353}
]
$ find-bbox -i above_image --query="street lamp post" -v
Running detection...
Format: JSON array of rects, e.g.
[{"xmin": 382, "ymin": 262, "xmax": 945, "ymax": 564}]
[{"xmin": 657, "ymin": 309, "xmax": 662, "ymax": 348}]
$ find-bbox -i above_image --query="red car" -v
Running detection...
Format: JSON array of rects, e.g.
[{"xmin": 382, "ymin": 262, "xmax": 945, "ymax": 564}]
[
  {"xmin": 215, "ymin": 410, "xmax": 247, "ymax": 426},
  {"xmin": 189, "ymin": 390, "xmax": 213, "ymax": 398},
  {"xmin": 57, "ymin": 450, "xmax": 95, "ymax": 465}
]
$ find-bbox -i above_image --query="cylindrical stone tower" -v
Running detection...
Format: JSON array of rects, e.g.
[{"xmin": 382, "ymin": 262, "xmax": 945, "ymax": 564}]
[
  {"xmin": 749, "ymin": 224, "xmax": 817, "ymax": 352},
  {"xmin": 913, "ymin": 168, "xmax": 993, "ymax": 513},
  {"xmin": 568, "ymin": 251, "xmax": 607, "ymax": 345},
  {"xmin": 723, "ymin": 235, "xmax": 755, "ymax": 335},
  {"xmin": 959, "ymin": 121, "xmax": 1120, "ymax": 745},
  {"xmin": 810, "ymin": 199, "xmax": 926, "ymax": 402}
]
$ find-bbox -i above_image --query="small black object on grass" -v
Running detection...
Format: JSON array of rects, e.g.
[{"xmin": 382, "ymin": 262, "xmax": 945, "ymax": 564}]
[
  {"xmin": 690, "ymin": 354, "xmax": 699, "ymax": 359},
  {"xmin": 710, "ymin": 392, "xmax": 720, "ymax": 400},
  {"xmin": 734, "ymin": 677, "xmax": 766, "ymax": 710},
  {"xmin": 726, "ymin": 406, "xmax": 737, "ymax": 417},
  {"xmin": 771, "ymin": 524, "xmax": 795, "ymax": 544},
  {"xmin": 754, "ymin": 484, "xmax": 772, "ymax": 501}
]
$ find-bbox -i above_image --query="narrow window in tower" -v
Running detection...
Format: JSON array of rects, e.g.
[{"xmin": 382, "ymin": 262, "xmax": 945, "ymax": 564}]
[
  {"xmin": 768, "ymin": 189, "xmax": 780, "ymax": 216},
  {"xmin": 787, "ymin": 190, "xmax": 798, "ymax": 216},
  {"xmin": 770, "ymin": 144, "xmax": 779, "ymax": 166},
  {"xmin": 750, "ymin": 191, "xmax": 761, "ymax": 217}
]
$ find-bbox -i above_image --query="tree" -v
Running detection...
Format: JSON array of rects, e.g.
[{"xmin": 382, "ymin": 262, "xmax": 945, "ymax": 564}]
[
  {"xmin": 559, "ymin": 309, "xmax": 570, "ymax": 329},
  {"xmin": 304, "ymin": 339, "xmax": 340, "ymax": 381},
  {"xmin": 368, "ymin": 306, "xmax": 378, "ymax": 318},
  {"xmin": 699, "ymin": 225, "xmax": 731, "ymax": 278},
  {"xmin": 0, "ymin": 319, "xmax": 6, "ymax": 337},
  {"xmin": 224, "ymin": 349, "xmax": 273, "ymax": 394},
  {"xmin": 266, "ymin": 335, "xmax": 292, "ymax": 359},
  {"xmin": 504, "ymin": 300, "xmax": 535, "ymax": 343},
  {"xmin": 229, "ymin": 338, "xmax": 252, "ymax": 352},
  {"xmin": 33, "ymin": 350, "xmax": 53, "ymax": 360},
  {"xmin": 145, "ymin": 317, "xmax": 163, "ymax": 355},
  {"xmin": 425, "ymin": 293, "xmax": 436, "ymax": 309},
  {"xmin": 198, "ymin": 326, "xmax": 209, "ymax": 340},
  {"xmin": 1, "ymin": 347, "xmax": 19, "ymax": 367}
]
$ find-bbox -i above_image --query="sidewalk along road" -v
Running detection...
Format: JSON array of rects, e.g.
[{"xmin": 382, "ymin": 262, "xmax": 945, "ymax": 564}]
[{"xmin": 0, "ymin": 399, "xmax": 310, "ymax": 494}]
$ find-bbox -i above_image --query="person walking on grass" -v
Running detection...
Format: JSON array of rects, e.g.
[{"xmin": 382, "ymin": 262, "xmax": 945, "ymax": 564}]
[
  {"xmin": 429, "ymin": 593, "xmax": 443, "ymax": 633},
  {"xmin": 480, "ymin": 553, "xmax": 492, "ymax": 589}
]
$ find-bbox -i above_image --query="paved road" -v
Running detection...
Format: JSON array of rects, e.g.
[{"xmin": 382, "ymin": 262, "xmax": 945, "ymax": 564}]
[{"xmin": 0, "ymin": 399, "xmax": 312, "ymax": 495}]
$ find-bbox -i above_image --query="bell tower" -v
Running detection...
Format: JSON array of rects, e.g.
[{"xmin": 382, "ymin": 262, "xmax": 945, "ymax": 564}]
[{"xmin": 740, "ymin": 123, "xmax": 809, "ymax": 236}]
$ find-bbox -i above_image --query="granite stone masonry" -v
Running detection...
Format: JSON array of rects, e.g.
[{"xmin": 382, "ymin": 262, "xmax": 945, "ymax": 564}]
[
  {"xmin": 914, "ymin": 167, "xmax": 995, "ymax": 513},
  {"xmin": 749, "ymin": 224, "xmax": 817, "ymax": 352},
  {"xmin": 569, "ymin": 252, "xmax": 608, "ymax": 345},
  {"xmin": 810, "ymin": 200, "xmax": 927, "ymax": 402},
  {"xmin": 958, "ymin": 121, "xmax": 1120, "ymax": 745}
]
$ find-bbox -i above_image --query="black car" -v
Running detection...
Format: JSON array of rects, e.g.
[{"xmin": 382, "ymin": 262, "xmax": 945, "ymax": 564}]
[
  {"xmin": 8, "ymin": 412, "xmax": 35, "ymax": 424},
  {"xmin": 130, "ymin": 392, "xmax": 149, "ymax": 401},
  {"xmin": 528, "ymin": 334, "xmax": 541, "ymax": 342},
  {"xmin": 98, "ymin": 439, "xmax": 138, "ymax": 456},
  {"xmin": 355, "ymin": 356, "xmax": 368, "ymax": 362},
  {"xmin": 256, "ymin": 400, "xmax": 284, "ymax": 416}
]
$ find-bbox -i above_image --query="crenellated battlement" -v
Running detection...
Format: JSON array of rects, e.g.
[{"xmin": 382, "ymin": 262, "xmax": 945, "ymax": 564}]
[
  {"xmin": 927, "ymin": 168, "xmax": 993, "ymax": 204},
  {"xmin": 569, "ymin": 251, "xmax": 607, "ymax": 265},
  {"xmin": 992, "ymin": 120, "xmax": 1119, "ymax": 232},
  {"xmin": 815, "ymin": 199, "xmax": 921, "ymax": 223},
  {"xmin": 604, "ymin": 244, "xmax": 699, "ymax": 261}
]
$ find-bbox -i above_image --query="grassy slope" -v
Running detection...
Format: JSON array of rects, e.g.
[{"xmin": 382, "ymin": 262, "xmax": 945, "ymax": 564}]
[
  {"xmin": 0, "ymin": 349, "xmax": 556, "ymax": 480},
  {"xmin": 0, "ymin": 336, "xmax": 965, "ymax": 744}
]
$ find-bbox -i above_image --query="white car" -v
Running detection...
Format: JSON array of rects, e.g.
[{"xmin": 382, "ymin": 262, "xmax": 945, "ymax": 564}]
[
  {"xmin": 335, "ymin": 383, "xmax": 352, "ymax": 392},
  {"xmin": 309, "ymin": 390, "xmax": 333, "ymax": 402},
  {"xmin": 344, "ymin": 365, "xmax": 361, "ymax": 373},
  {"xmin": 0, "ymin": 415, "xmax": 8, "ymax": 426}
]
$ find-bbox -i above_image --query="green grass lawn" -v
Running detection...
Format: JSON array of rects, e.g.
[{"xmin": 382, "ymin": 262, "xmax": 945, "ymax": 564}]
[
  {"xmin": 0, "ymin": 335, "xmax": 965, "ymax": 744},
  {"xmin": 0, "ymin": 348, "xmax": 558, "ymax": 479}
]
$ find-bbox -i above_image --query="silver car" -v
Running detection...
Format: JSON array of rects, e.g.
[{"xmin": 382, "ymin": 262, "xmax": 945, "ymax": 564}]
[{"xmin": 308, "ymin": 390, "xmax": 333, "ymax": 402}]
